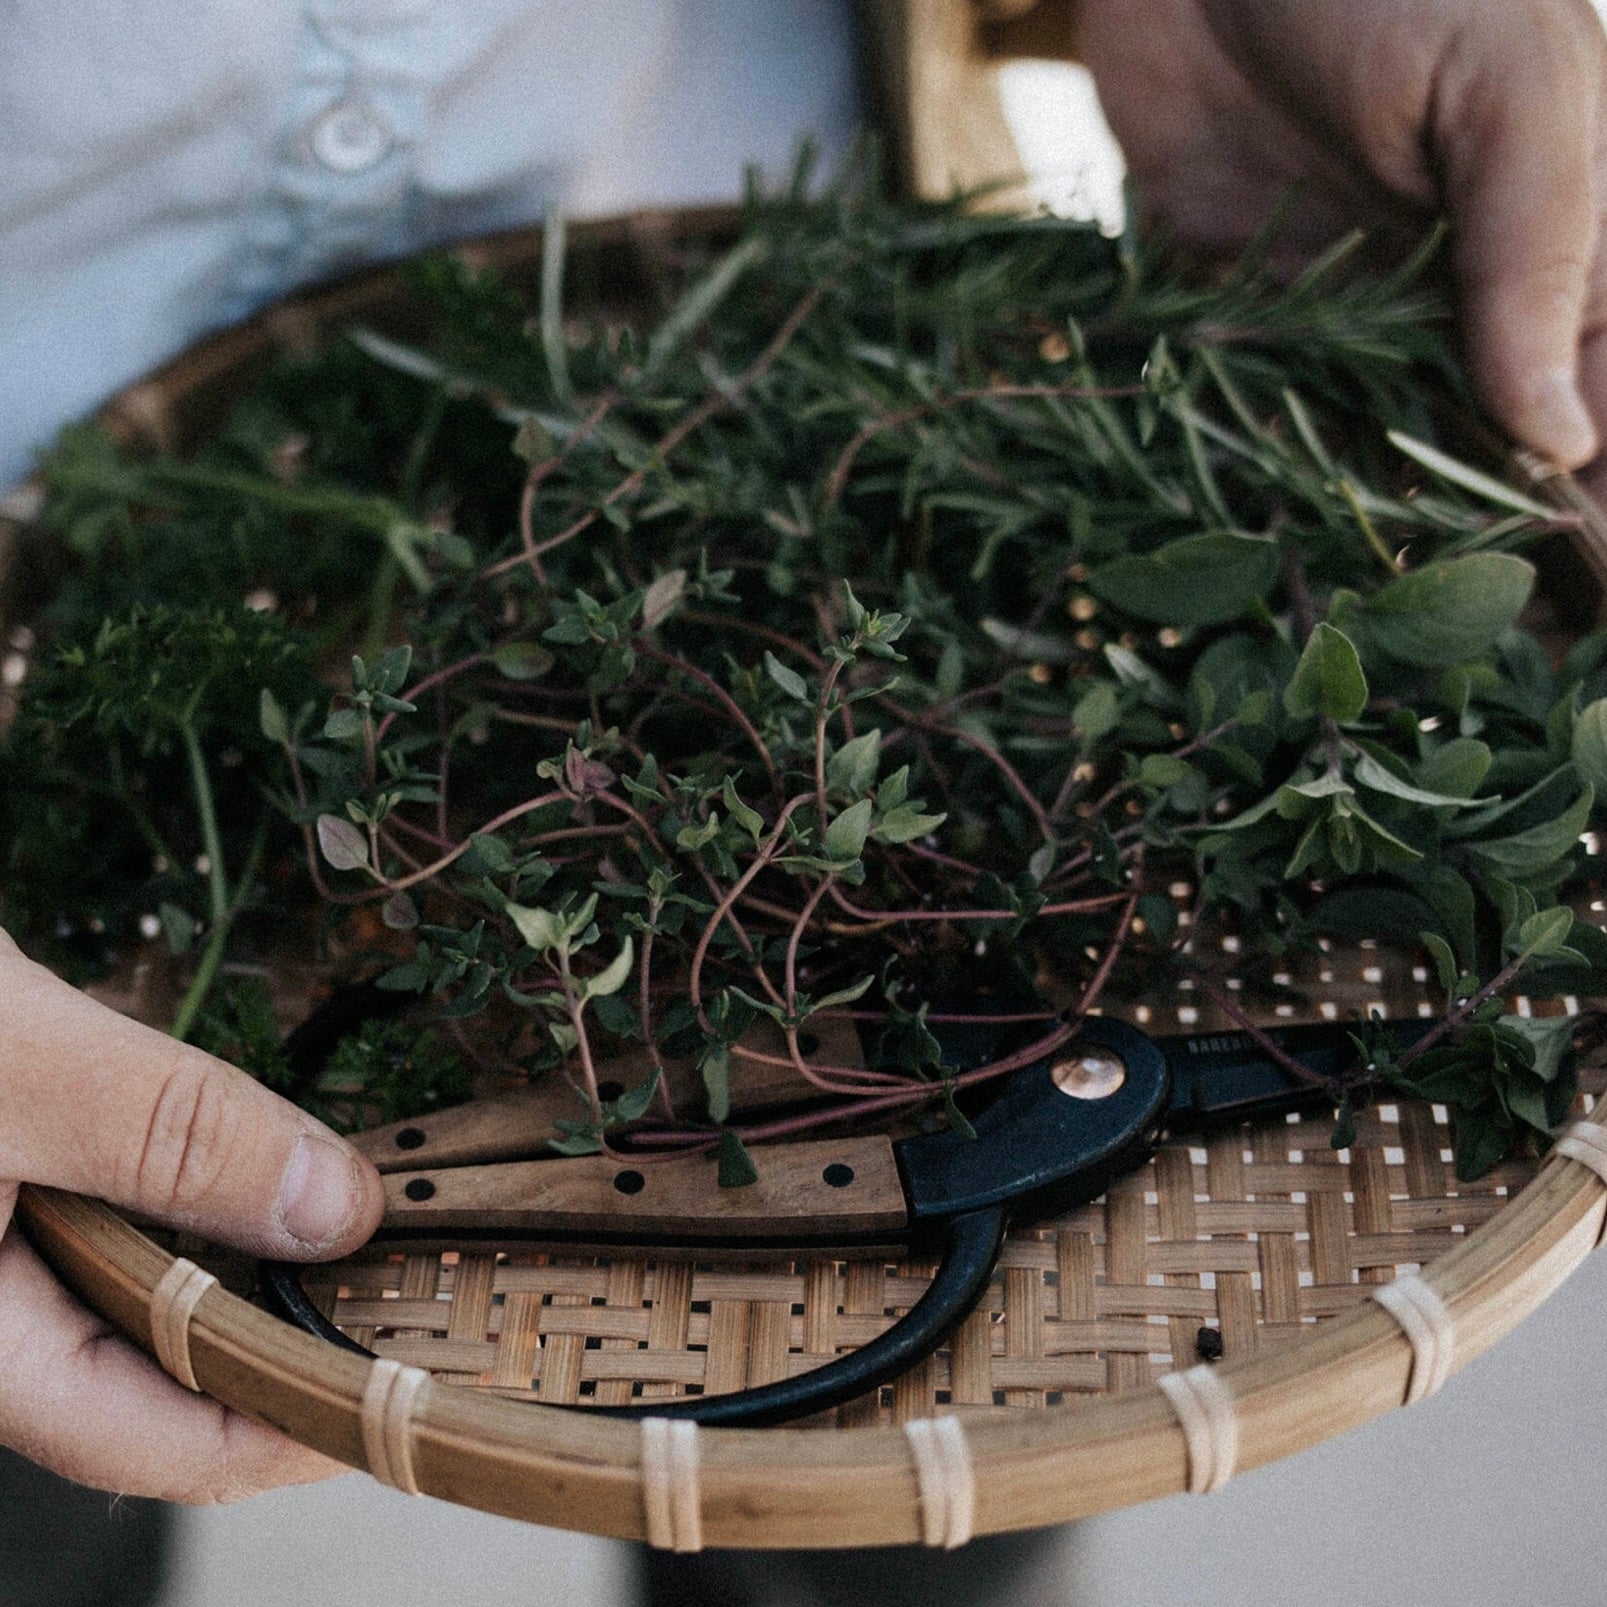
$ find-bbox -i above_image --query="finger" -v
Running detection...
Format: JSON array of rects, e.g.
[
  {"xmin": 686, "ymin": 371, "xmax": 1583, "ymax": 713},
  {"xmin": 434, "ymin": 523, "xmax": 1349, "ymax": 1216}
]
[
  {"xmin": 1436, "ymin": 15, "xmax": 1606, "ymax": 468},
  {"xmin": 0, "ymin": 1198, "xmax": 347, "ymax": 1502},
  {"xmin": 0, "ymin": 937, "xmax": 383, "ymax": 1258},
  {"xmin": 1567, "ymin": 316, "xmax": 1607, "ymax": 505}
]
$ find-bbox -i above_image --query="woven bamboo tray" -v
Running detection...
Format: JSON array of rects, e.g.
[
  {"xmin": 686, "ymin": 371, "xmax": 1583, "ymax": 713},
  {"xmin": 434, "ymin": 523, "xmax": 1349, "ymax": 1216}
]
[{"xmin": 9, "ymin": 213, "xmax": 1607, "ymax": 1550}]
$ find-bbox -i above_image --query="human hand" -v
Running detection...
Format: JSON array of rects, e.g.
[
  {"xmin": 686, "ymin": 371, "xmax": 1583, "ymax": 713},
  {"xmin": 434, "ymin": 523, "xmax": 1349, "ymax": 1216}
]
[
  {"xmin": 0, "ymin": 929, "xmax": 385, "ymax": 1501},
  {"xmin": 1078, "ymin": 0, "xmax": 1607, "ymax": 494}
]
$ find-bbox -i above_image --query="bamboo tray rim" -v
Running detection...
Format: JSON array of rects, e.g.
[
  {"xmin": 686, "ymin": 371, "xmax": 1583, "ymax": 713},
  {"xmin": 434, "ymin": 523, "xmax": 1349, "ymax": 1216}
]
[{"xmin": 19, "ymin": 1141, "xmax": 1607, "ymax": 1547}]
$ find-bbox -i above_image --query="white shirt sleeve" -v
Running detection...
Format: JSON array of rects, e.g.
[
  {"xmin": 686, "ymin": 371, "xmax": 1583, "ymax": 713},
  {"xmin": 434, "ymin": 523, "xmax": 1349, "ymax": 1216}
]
[{"xmin": 0, "ymin": 0, "xmax": 860, "ymax": 490}]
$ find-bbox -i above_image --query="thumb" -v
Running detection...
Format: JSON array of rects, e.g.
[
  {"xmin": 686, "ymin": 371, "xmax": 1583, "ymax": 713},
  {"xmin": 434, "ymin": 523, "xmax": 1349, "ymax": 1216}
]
[
  {"xmin": 1436, "ymin": 23, "xmax": 1603, "ymax": 468},
  {"xmin": 0, "ymin": 940, "xmax": 383, "ymax": 1258}
]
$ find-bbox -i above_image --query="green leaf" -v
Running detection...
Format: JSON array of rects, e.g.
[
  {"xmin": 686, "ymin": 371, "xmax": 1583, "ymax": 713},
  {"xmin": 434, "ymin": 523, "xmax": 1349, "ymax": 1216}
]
[
  {"xmin": 507, "ymin": 902, "xmax": 564, "ymax": 953},
  {"xmin": 323, "ymin": 707, "xmax": 366, "ymax": 741},
  {"xmin": 943, "ymin": 1082, "xmax": 978, "ymax": 1140},
  {"xmin": 717, "ymin": 1127, "xmax": 759, "ymax": 1188},
  {"xmin": 1401, "ymin": 865, "xmax": 1480, "ymax": 968},
  {"xmin": 1451, "ymin": 1110, "xmax": 1513, "ymax": 1182},
  {"xmin": 1073, "ymin": 682, "xmax": 1120, "ymax": 743},
  {"xmin": 1088, "ymin": 531, "xmax": 1279, "ymax": 626},
  {"xmin": 1211, "ymin": 787, "xmax": 1286, "ymax": 832},
  {"xmin": 371, "ymin": 645, "xmax": 413, "ymax": 697},
  {"xmin": 808, "ymin": 974, "xmax": 877, "ymax": 1013},
  {"xmin": 1352, "ymin": 750, "xmax": 1484, "ymax": 808},
  {"xmin": 1283, "ymin": 624, "xmax": 1368, "ymax": 723},
  {"xmin": 613, "ymin": 1069, "xmax": 661, "ymax": 1123},
  {"xmin": 548, "ymin": 1131, "xmax": 603, "ymax": 1157},
  {"xmin": 591, "ymin": 991, "xmax": 640, "ymax": 1038},
  {"xmin": 1237, "ymin": 690, "xmax": 1272, "ymax": 727},
  {"xmin": 721, "ymin": 777, "xmax": 765, "ymax": 847},
  {"xmin": 1309, "ymin": 886, "xmax": 1440, "ymax": 948},
  {"xmin": 978, "ymin": 617, "xmax": 1077, "ymax": 664},
  {"xmin": 1282, "ymin": 772, "xmax": 1355, "ymax": 807},
  {"xmin": 676, "ymin": 814, "xmax": 722, "ymax": 853},
  {"xmin": 641, "ymin": 568, "xmax": 688, "ymax": 630},
  {"xmin": 701, "ymin": 1042, "xmax": 732, "ymax": 1124},
  {"xmin": 1416, "ymin": 739, "xmax": 1492, "ymax": 800},
  {"xmin": 877, "ymin": 765, "xmax": 910, "ymax": 813},
  {"xmin": 875, "ymin": 804, "xmax": 947, "ymax": 845},
  {"xmin": 1420, "ymin": 930, "xmax": 1458, "ymax": 993},
  {"xmin": 377, "ymin": 943, "xmax": 433, "ymax": 992},
  {"xmin": 382, "ymin": 892, "xmax": 419, "ymax": 930},
  {"xmin": 1517, "ymin": 906, "xmax": 1574, "ymax": 959},
  {"xmin": 826, "ymin": 730, "xmax": 882, "ymax": 796},
  {"xmin": 258, "ymin": 688, "xmax": 290, "ymax": 746},
  {"xmin": 1357, "ymin": 553, "xmax": 1535, "ymax": 667},
  {"xmin": 543, "ymin": 616, "xmax": 593, "ymax": 646},
  {"xmin": 537, "ymin": 204, "xmax": 574, "ymax": 402},
  {"xmin": 383, "ymin": 519, "xmax": 435, "ymax": 593},
  {"xmin": 157, "ymin": 901, "xmax": 196, "ymax": 956},
  {"xmin": 1503, "ymin": 1075, "xmax": 1552, "ymax": 1135},
  {"xmin": 512, "ymin": 416, "xmax": 557, "ymax": 466},
  {"xmin": 493, "ymin": 641, "xmax": 556, "ymax": 681},
  {"xmin": 316, "ymin": 814, "xmax": 370, "ymax": 872},
  {"xmin": 1138, "ymin": 753, "xmax": 1191, "ymax": 790},
  {"xmin": 1466, "ymin": 786, "xmax": 1592, "ymax": 878},
  {"xmin": 825, "ymin": 797, "xmax": 875, "ymax": 861},
  {"xmin": 461, "ymin": 832, "xmax": 516, "ymax": 877},
  {"xmin": 764, "ymin": 651, "xmax": 810, "ymax": 702},
  {"xmin": 644, "ymin": 236, "xmax": 766, "ymax": 381},
  {"xmin": 1330, "ymin": 1098, "xmax": 1357, "ymax": 1151},
  {"xmin": 581, "ymin": 935, "xmax": 634, "ymax": 1000},
  {"xmin": 1386, "ymin": 431, "xmax": 1554, "ymax": 517},
  {"xmin": 1572, "ymin": 698, "xmax": 1607, "ymax": 791},
  {"xmin": 1136, "ymin": 893, "xmax": 1178, "ymax": 945},
  {"xmin": 1502, "ymin": 1015, "xmax": 1575, "ymax": 1085},
  {"xmin": 1345, "ymin": 796, "xmax": 1424, "ymax": 864},
  {"xmin": 934, "ymin": 640, "xmax": 965, "ymax": 699}
]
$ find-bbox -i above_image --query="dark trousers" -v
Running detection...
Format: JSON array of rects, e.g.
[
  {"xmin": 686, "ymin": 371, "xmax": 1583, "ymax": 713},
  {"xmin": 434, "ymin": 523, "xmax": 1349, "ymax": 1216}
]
[
  {"xmin": 637, "ymin": 1528, "xmax": 1070, "ymax": 1606},
  {"xmin": 0, "ymin": 1450, "xmax": 170, "ymax": 1607}
]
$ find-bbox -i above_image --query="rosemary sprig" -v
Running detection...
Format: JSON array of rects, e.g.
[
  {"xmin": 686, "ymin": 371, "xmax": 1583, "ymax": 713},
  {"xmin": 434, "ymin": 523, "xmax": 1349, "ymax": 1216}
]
[{"xmin": 5, "ymin": 163, "xmax": 1604, "ymax": 1174}]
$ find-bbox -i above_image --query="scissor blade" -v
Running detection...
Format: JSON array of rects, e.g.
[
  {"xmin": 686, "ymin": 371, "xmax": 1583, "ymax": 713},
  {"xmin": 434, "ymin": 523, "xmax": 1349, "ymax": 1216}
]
[
  {"xmin": 1155, "ymin": 1017, "xmax": 1429, "ymax": 1127},
  {"xmin": 380, "ymin": 1133, "xmax": 909, "ymax": 1246}
]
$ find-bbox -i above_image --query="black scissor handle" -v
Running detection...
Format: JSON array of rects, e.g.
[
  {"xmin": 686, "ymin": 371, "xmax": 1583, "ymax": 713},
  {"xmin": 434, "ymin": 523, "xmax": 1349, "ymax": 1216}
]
[
  {"xmin": 896, "ymin": 1016, "xmax": 1170, "ymax": 1227},
  {"xmin": 263, "ymin": 1206, "xmax": 1007, "ymax": 1426}
]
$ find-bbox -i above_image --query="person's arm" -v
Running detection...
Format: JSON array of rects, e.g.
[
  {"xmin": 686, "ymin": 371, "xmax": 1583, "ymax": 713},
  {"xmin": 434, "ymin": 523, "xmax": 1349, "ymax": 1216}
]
[
  {"xmin": 1075, "ymin": 0, "xmax": 1607, "ymax": 488},
  {"xmin": 0, "ymin": 928, "xmax": 384, "ymax": 1499}
]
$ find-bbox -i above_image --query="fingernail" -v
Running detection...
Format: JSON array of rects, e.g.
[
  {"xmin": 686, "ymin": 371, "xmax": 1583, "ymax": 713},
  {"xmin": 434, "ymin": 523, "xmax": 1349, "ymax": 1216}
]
[
  {"xmin": 1531, "ymin": 369, "xmax": 1598, "ymax": 469},
  {"xmin": 276, "ymin": 1135, "xmax": 363, "ymax": 1251}
]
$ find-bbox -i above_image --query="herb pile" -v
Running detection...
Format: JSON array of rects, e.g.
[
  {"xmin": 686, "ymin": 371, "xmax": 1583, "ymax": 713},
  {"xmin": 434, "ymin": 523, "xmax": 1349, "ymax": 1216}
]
[{"xmin": 5, "ymin": 165, "xmax": 1606, "ymax": 1181}]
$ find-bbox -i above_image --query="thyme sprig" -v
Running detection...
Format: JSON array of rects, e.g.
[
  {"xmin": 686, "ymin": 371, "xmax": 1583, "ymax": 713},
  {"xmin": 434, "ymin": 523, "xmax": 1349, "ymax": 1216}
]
[{"xmin": 5, "ymin": 162, "xmax": 1606, "ymax": 1179}]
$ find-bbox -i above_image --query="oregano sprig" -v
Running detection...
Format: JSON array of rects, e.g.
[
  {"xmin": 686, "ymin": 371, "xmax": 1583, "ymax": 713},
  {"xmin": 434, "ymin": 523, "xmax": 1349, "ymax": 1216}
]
[{"xmin": 6, "ymin": 159, "xmax": 1606, "ymax": 1170}]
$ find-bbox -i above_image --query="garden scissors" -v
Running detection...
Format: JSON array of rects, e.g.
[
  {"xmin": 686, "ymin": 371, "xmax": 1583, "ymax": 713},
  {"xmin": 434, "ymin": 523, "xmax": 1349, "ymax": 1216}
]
[{"xmin": 263, "ymin": 991, "xmax": 1389, "ymax": 1426}]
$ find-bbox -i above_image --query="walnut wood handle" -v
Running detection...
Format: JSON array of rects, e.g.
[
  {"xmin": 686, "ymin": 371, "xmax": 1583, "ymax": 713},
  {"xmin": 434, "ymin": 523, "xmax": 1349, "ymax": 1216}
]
[
  {"xmin": 352, "ymin": 1012, "xmax": 868, "ymax": 1173},
  {"xmin": 352, "ymin": 1085, "xmax": 572, "ymax": 1174},
  {"xmin": 380, "ymin": 1134, "xmax": 909, "ymax": 1245}
]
